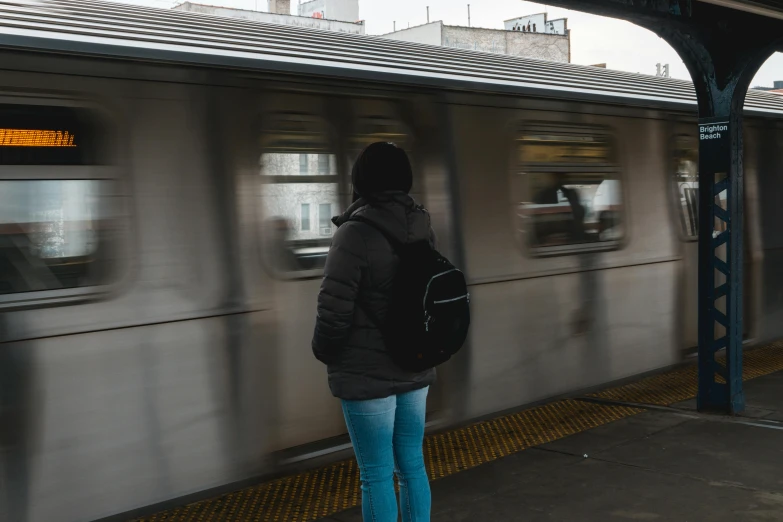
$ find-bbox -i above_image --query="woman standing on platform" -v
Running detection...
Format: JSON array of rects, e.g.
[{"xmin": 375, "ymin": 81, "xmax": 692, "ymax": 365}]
[{"xmin": 312, "ymin": 142, "xmax": 435, "ymax": 522}]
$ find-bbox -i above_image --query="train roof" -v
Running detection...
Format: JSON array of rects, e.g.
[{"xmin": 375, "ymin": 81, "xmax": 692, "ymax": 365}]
[{"xmin": 1, "ymin": 0, "xmax": 782, "ymax": 116}]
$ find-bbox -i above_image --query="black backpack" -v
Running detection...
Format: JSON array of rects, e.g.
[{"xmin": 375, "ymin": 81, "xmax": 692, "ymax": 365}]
[{"xmin": 351, "ymin": 216, "xmax": 470, "ymax": 373}]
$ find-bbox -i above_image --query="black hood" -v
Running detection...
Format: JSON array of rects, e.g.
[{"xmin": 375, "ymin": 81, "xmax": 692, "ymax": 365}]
[
  {"xmin": 351, "ymin": 142, "xmax": 413, "ymax": 199},
  {"xmin": 333, "ymin": 191, "xmax": 431, "ymax": 246}
]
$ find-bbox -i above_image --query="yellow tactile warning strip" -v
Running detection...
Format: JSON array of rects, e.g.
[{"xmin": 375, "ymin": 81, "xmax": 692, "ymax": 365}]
[
  {"xmin": 589, "ymin": 341, "xmax": 783, "ymax": 405},
  {"xmin": 424, "ymin": 400, "xmax": 641, "ymax": 478},
  {"xmin": 134, "ymin": 400, "xmax": 642, "ymax": 522},
  {"xmin": 134, "ymin": 342, "xmax": 783, "ymax": 522}
]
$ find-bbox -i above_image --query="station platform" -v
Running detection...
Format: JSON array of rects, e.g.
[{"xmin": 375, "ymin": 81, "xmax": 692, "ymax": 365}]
[{"xmin": 133, "ymin": 342, "xmax": 783, "ymax": 522}]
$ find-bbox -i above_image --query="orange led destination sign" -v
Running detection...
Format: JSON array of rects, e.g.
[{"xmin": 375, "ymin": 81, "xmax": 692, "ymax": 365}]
[{"xmin": 0, "ymin": 128, "xmax": 76, "ymax": 147}]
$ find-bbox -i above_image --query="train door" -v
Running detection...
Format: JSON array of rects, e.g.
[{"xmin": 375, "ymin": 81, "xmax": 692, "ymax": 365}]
[
  {"xmin": 671, "ymin": 131, "xmax": 752, "ymax": 353},
  {"xmin": 256, "ymin": 90, "xmax": 449, "ymax": 450},
  {"xmin": 257, "ymin": 92, "xmax": 350, "ymax": 450}
]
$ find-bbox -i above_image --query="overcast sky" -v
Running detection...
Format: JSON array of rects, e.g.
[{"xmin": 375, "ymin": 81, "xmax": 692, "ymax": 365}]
[{"xmin": 124, "ymin": 0, "xmax": 781, "ymax": 87}]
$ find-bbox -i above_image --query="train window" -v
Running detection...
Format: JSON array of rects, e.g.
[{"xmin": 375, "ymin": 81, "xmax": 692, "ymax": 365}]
[
  {"xmin": 0, "ymin": 102, "xmax": 116, "ymax": 302},
  {"xmin": 0, "ymin": 180, "xmax": 105, "ymax": 294},
  {"xmin": 260, "ymin": 113, "xmax": 339, "ymax": 275},
  {"xmin": 513, "ymin": 126, "xmax": 623, "ymax": 255},
  {"xmin": 673, "ymin": 135, "xmax": 699, "ymax": 239}
]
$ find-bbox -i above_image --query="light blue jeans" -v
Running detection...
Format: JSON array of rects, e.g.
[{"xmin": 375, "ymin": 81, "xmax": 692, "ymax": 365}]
[{"xmin": 341, "ymin": 387, "xmax": 431, "ymax": 522}]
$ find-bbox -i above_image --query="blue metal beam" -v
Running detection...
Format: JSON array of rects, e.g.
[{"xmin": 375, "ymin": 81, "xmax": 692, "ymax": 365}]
[{"xmin": 697, "ymin": 112, "xmax": 743, "ymax": 413}]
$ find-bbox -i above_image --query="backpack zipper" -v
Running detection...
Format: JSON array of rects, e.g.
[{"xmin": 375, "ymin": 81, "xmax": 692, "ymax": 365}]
[
  {"xmin": 433, "ymin": 294, "xmax": 469, "ymax": 304},
  {"xmin": 422, "ymin": 268, "xmax": 462, "ymax": 309},
  {"xmin": 425, "ymin": 292, "xmax": 469, "ymax": 332}
]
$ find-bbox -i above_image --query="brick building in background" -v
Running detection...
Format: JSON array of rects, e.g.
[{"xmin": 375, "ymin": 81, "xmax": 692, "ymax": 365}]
[
  {"xmin": 382, "ymin": 12, "xmax": 570, "ymax": 63},
  {"xmin": 173, "ymin": 0, "xmax": 364, "ymax": 34}
]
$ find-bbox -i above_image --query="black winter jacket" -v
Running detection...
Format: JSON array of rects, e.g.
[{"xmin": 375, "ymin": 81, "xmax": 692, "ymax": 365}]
[{"xmin": 312, "ymin": 191, "xmax": 437, "ymax": 400}]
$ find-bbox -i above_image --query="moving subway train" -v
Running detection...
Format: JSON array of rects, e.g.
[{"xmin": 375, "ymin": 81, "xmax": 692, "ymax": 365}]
[{"xmin": 0, "ymin": 1, "xmax": 782, "ymax": 520}]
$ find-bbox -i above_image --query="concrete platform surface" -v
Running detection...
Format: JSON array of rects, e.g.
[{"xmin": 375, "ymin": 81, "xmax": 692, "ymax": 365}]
[{"xmin": 329, "ymin": 371, "xmax": 783, "ymax": 521}]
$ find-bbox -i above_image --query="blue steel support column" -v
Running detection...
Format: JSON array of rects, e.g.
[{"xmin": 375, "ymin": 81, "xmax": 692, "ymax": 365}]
[{"xmin": 697, "ymin": 105, "xmax": 744, "ymax": 413}]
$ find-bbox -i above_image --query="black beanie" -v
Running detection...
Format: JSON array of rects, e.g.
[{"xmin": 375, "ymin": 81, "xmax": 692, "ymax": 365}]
[{"xmin": 351, "ymin": 142, "xmax": 413, "ymax": 199}]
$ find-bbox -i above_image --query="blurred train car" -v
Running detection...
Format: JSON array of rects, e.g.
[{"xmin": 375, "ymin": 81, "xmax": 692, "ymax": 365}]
[{"xmin": 0, "ymin": 1, "xmax": 782, "ymax": 521}]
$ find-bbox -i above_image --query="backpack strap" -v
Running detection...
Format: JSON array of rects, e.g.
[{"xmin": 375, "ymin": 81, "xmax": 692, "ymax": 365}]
[{"xmin": 346, "ymin": 215, "xmax": 401, "ymax": 331}]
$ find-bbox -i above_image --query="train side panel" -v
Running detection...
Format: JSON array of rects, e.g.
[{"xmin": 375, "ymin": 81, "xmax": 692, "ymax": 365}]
[
  {"xmin": 450, "ymin": 101, "xmax": 681, "ymax": 417},
  {"xmin": 0, "ymin": 67, "xmax": 273, "ymax": 522},
  {"xmin": 751, "ymin": 120, "xmax": 783, "ymax": 341}
]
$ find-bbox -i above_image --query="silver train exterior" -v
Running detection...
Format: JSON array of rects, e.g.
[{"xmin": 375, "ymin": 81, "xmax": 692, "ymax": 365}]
[{"xmin": 0, "ymin": 1, "xmax": 782, "ymax": 521}]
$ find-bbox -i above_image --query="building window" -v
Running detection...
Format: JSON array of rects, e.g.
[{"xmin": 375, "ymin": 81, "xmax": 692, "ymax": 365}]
[
  {"xmin": 319, "ymin": 203, "xmax": 332, "ymax": 235},
  {"xmin": 301, "ymin": 203, "xmax": 310, "ymax": 231},
  {"xmin": 299, "ymin": 153, "xmax": 308, "ymax": 174},
  {"xmin": 513, "ymin": 126, "xmax": 623, "ymax": 255},
  {"xmin": 318, "ymin": 154, "xmax": 330, "ymax": 175}
]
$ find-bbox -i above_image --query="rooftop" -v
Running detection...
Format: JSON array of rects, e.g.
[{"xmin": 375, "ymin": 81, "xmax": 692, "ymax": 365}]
[{"xmin": 173, "ymin": 1, "xmax": 364, "ymax": 26}]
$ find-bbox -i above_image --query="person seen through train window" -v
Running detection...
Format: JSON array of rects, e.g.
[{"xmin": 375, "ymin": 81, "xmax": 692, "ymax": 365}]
[
  {"xmin": 532, "ymin": 172, "xmax": 586, "ymax": 244},
  {"xmin": 312, "ymin": 142, "xmax": 435, "ymax": 522},
  {"xmin": 264, "ymin": 216, "xmax": 301, "ymax": 274}
]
